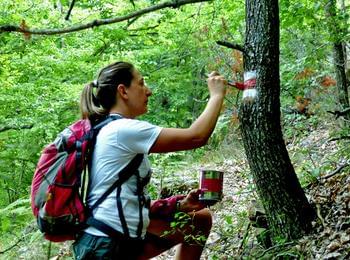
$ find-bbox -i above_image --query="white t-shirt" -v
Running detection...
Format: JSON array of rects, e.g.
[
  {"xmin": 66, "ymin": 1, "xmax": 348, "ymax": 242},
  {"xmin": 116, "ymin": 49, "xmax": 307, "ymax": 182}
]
[{"xmin": 85, "ymin": 116, "xmax": 162, "ymax": 238}]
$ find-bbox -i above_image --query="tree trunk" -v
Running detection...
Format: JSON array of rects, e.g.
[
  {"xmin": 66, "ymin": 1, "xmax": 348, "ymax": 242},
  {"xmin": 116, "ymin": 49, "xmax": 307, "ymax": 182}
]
[
  {"xmin": 238, "ymin": 0, "xmax": 315, "ymax": 241},
  {"xmin": 325, "ymin": 0, "xmax": 349, "ymax": 119}
]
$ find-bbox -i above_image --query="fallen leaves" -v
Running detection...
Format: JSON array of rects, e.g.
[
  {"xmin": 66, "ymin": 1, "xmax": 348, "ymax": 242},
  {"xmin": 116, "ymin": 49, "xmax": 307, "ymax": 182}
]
[{"xmin": 20, "ymin": 20, "xmax": 31, "ymax": 40}]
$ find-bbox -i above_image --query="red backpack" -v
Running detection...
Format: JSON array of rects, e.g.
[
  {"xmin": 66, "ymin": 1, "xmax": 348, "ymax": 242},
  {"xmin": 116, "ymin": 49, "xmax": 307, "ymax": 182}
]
[{"xmin": 31, "ymin": 116, "xmax": 122, "ymax": 242}]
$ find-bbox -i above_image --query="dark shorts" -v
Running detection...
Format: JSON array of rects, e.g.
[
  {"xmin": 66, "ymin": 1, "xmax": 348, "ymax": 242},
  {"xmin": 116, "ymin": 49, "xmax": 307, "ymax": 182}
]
[{"xmin": 73, "ymin": 232, "xmax": 173, "ymax": 260}]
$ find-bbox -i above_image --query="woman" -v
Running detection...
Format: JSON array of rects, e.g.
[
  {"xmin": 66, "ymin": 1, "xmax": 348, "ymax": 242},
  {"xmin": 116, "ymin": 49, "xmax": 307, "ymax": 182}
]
[{"xmin": 74, "ymin": 61, "xmax": 227, "ymax": 259}]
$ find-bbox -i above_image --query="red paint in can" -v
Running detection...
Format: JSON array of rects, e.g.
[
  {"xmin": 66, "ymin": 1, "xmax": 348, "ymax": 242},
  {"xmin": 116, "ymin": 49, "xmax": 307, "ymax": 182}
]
[{"xmin": 199, "ymin": 170, "xmax": 224, "ymax": 206}]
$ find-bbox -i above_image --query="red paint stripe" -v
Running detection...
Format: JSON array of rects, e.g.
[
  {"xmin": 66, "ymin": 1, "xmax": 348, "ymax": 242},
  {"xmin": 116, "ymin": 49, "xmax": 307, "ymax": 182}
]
[
  {"xmin": 244, "ymin": 78, "xmax": 256, "ymax": 88},
  {"xmin": 228, "ymin": 78, "xmax": 256, "ymax": 90}
]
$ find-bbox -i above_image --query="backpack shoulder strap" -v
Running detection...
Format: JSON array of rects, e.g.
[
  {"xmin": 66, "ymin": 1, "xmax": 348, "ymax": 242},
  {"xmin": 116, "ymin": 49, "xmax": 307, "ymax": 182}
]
[
  {"xmin": 92, "ymin": 114, "xmax": 122, "ymax": 132},
  {"xmin": 82, "ymin": 114, "xmax": 123, "ymax": 201},
  {"xmin": 89, "ymin": 153, "xmax": 144, "ymax": 212}
]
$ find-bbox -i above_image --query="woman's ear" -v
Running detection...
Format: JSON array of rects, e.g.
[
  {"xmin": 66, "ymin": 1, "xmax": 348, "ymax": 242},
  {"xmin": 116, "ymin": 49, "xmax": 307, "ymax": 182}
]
[{"xmin": 117, "ymin": 84, "xmax": 128, "ymax": 99}]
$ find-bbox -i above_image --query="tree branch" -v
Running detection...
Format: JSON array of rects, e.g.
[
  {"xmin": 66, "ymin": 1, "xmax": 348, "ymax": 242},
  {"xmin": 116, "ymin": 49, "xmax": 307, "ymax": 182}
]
[
  {"xmin": 0, "ymin": 237, "xmax": 24, "ymax": 254},
  {"xmin": 65, "ymin": 0, "xmax": 76, "ymax": 21},
  {"xmin": 0, "ymin": 124, "xmax": 34, "ymax": 133},
  {"xmin": 216, "ymin": 40, "xmax": 245, "ymax": 53},
  {"xmin": 323, "ymin": 162, "xmax": 349, "ymax": 179},
  {"xmin": 327, "ymin": 107, "xmax": 350, "ymax": 119},
  {"xmin": 328, "ymin": 135, "xmax": 350, "ymax": 142},
  {"xmin": 0, "ymin": 0, "xmax": 211, "ymax": 36},
  {"xmin": 124, "ymin": 17, "xmax": 140, "ymax": 29}
]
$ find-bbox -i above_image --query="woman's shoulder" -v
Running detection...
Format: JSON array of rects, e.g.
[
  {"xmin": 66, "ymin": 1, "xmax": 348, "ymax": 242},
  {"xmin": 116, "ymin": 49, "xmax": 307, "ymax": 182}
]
[
  {"xmin": 113, "ymin": 118, "xmax": 155, "ymax": 127},
  {"xmin": 107, "ymin": 118, "xmax": 161, "ymax": 133}
]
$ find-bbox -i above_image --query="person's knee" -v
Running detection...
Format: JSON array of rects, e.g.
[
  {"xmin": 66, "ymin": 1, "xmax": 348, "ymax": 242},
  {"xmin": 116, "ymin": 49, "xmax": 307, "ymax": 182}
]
[
  {"xmin": 193, "ymin": 208, "xmax": 212, "ymax": 235},
  {"xmin": 203, "ymin": 208, "xmax": 213, "ymax": 233}
]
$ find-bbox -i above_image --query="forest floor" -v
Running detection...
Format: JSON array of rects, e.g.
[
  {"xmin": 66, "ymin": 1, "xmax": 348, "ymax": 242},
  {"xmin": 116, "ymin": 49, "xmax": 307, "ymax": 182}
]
[{"xmin": 154, "ymin": 119, "xmax": 350, "ymax": 259}]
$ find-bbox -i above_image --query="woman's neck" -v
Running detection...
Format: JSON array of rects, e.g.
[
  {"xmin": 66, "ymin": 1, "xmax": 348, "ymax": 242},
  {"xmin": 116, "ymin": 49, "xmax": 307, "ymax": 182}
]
[{"xmin": 109, "ymin": 108, "xmax": 133, "ymax": 119}]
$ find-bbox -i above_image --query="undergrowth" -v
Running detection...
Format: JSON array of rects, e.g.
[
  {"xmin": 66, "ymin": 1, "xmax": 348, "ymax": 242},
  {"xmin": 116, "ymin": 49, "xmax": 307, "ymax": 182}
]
[{"xmin": 1, "ymin": 107, "xmax": 350, "ymax": 259}]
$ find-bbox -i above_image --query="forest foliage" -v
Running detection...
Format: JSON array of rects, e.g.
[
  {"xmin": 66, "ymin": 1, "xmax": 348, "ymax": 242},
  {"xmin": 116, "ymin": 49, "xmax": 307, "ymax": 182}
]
[{"xmin": 0, "ymin": 0, "xmax": 349, "ymax": 258}]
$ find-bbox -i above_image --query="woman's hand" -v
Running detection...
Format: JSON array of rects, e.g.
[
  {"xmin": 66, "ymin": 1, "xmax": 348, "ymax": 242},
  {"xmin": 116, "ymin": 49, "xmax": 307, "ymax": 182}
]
[
  {"xmin": 178, "ymin": 189, "xmax": 206, "ymax": 213},
  {"xmin": 207, "ymin": 71, "xmax": 227, "ymax": 98}
]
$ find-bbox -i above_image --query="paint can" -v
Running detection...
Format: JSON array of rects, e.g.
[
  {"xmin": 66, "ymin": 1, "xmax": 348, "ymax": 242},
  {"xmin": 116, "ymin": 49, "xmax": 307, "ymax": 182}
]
[{"xmin": 199, "ymin": 170, "xmax": 224, "ymax": 206}]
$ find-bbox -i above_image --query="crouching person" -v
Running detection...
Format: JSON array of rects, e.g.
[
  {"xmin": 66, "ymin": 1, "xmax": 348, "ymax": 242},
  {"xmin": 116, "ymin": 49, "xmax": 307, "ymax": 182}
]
[{"xmin": 73, "ymin": 61, "xmax": 226, "ymax": 259}]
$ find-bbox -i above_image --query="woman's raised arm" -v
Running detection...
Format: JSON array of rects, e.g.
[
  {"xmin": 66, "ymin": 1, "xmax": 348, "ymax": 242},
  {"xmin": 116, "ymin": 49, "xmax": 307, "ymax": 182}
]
[{"xmin": 150, "ymin": 72, "xmax": 226, "ymax": 153}]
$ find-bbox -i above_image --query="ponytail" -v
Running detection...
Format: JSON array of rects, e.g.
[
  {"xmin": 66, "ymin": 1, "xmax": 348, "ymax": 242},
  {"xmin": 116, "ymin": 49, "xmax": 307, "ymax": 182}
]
[{"xmin": 80, "ymin": 82, "xmax": 108, "ymax": 123}]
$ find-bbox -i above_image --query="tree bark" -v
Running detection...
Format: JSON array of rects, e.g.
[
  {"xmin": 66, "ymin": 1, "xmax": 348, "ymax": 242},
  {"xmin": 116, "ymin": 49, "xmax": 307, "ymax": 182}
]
[
  {"xmin": 325, "ymin": 0, "xmax": 349, "ymax": 119},
  {"xmin": 238, "ymin": 0, "xmax": 315, "ymax": 241}
]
